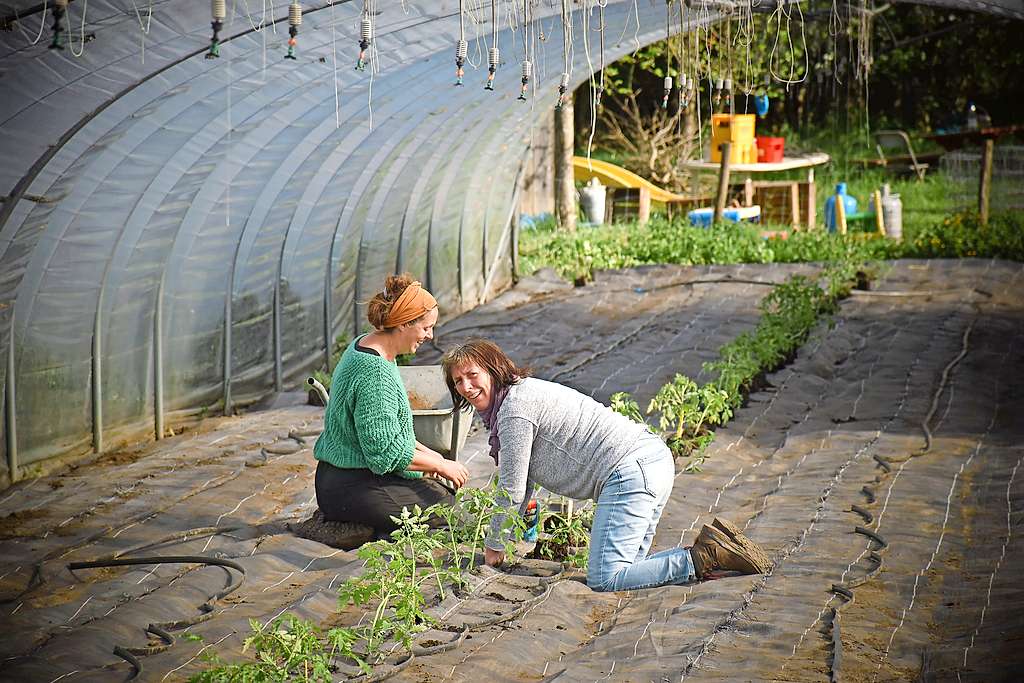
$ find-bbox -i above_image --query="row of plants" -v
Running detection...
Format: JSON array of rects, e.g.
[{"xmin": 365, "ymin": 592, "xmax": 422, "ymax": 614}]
[
  {"xmin": 611, "ymin": 262, "xmax": 857, "ymax": 471},
  {"xmin": 192, "ymin": 484, "xmax": 594, "ymax": 681},
  {"xmin": 196, "ymin": 249, "xmax": 862, "ymax": 679},
  {"xmin": 519, "ymin": 210, "xmax": 1024, "ymax": 283}
]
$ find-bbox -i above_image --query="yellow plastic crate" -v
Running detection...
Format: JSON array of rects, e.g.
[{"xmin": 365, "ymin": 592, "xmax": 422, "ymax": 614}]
[{"xmin": 711, "ymin": 114, "xmax": 756, "ymax": 163}]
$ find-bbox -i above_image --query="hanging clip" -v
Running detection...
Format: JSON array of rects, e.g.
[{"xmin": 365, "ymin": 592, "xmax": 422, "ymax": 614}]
[
  {"xmin": 50, "ymin": 0, "xmax": 68, "ymax": 50},
  {"xmin": 678, "ymin": 74, "xmax": 690, "ymax": 111},
  {"xmin": 356, "ymin": 13, "xmax": 371, "ymax": 71},
  {"xmin": 455, "ymin": 39, "xmax": 468, "ymax": 86},
  {"xmin": 555, "ymin": 72, "xmax": 569, "ymax": 110},
  {"xmin": 713, "ymin": 78, "xmax": 724, "ymax": 108},
  {"xmin": 519, "ymin": 60, "xmax": 532, "ymax": 101},
  {"xmin": 285, "ymin": 2, "xmax": 301, "ymax": 60},
  {"xmin": 662, "ymin": 75, "xmax": 673, "ymax": 110},
  {"xmin": 206, "ymin": 0, "xmax": 226, "ymax": 58},
  {"xmin": 485, "ymin": 47, "xmax": 499, "ymax": 91}
]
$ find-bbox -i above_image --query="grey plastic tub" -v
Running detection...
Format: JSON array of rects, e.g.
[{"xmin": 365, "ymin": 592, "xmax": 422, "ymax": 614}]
[{"xmin": 398, "ymin": 365, "xmax": 473, "ymax": 460}]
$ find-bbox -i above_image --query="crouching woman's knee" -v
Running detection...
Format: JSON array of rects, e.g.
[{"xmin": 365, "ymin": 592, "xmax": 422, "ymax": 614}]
[{"xmin": 586, "ymin": 568, "xmax": 618, "ymax": 592}]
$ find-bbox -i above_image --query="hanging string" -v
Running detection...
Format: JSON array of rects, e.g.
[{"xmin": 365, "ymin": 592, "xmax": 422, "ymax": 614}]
[
  {"xmin": 768, "ymin": 0, "xmax": 809, "ymax": 86},
  {"xmin": 597, "ymin": 1, "xmax": 605, "ymax": 107},
  {"xmin": 129, "ymin": 0, "xmax": 153, "ymax": 63},
  {"xmin": 555, "ymin": 0, "xmax": 572, "ymax": 109},
  {"xmin": 68, "ymin": 0, "xmax": 88, "ymax": 57},
  {"xmin": 15, "ymin": 0, "xmax": 49, "ymax": 46}
]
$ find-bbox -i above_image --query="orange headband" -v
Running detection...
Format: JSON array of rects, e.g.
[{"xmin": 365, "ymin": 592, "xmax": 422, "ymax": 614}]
[{"xmin": 383, "ymin": 282, "xmax": 437, "ymax": 328}]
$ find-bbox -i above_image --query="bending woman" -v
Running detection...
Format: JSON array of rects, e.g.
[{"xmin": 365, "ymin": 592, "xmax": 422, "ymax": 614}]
[
  {"xmin": 314, "ymin": 274, "xmax": 469, "ymax": 536},
  {"xmin": 441, "ymin": 339, "xmax": 770, "ymax": 591}
]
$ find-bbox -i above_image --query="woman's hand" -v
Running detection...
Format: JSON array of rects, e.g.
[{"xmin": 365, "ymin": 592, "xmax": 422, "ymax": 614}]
[
  {"xmin": 434, "ymin": 457, "xmax": 469, "ymax": 489},
  {"xmin": 484, "ymin": 547, "xmax": 505, "ymax": 567}
]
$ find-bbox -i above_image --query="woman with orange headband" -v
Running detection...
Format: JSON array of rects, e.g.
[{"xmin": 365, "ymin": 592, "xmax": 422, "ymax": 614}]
[{"xmin": 313, "ymin": 274, "xmax": 469, "ymax": 537}]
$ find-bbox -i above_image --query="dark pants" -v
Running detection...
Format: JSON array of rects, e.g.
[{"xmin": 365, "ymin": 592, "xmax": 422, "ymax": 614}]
[{"xmin": 314, "ymin": 460, "xmax": 454, "ymax": 534}]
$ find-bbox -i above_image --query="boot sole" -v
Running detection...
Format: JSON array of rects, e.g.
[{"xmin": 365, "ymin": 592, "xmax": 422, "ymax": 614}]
[
  {"xmin": 712, "ymin": 517, "xmax": 773, "ymax": 571},
  {"xmin": 700, "ymin": 523, "xmax": 772, "ymax": 574}
]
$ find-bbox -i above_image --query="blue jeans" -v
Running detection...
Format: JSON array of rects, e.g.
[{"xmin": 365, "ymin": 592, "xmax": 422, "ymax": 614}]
[{"xmin": 587, "ymin": 437, "xmax": 696, "ymax": 591}]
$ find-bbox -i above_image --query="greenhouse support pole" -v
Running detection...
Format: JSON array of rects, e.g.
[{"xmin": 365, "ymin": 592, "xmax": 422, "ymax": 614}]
[
  {"xmin": 483, "ymin": 159, "xmax": 527, "ymax": 298},
  {"xmin": 92, "ymin": 302, "xmax": 103, "ymax": 453},
  {"xmin": 553, "ymin": 101, "xmax": 576, "ymax": 232},
  {"xmin": 6, "ymin": 319, "xmax": 18, "ymax": 483},
  {"xmin": 978, "ymin": 138, "xmax": 993, "ymax": 226},
  {"xmin": 273, "ymin": 279, "xmax": 283, "ymax": 393},
  {"xmin": 154, "ymin": 277, "xmax": 165, "ymax": 440}
]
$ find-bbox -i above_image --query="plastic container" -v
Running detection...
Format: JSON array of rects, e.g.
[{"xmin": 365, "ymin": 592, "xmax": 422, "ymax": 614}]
[
  {"xmin": 824, "ymin": 183, "xmax": 859, "ymax": 233},
  {"xmin": 397, "ymin": 365, "xmax": 472, "ymax": 459},
  {"xmin": 881, "ymin": 190, "xmax": 903, "ymax": 241},
  {"xmin": 756, "ymin": 136, "xmax": 785, "ymax": 163},
  {"xmin": 687, "ymin": 205, "xmax": 762, "ymax": 227},
  {"xmin": 711, "ymin": 114, "xmax": 756, "ymax": 163},
  {"xmin": 578, "ymin": 177, "xmax": 606, "ymax": 225}
]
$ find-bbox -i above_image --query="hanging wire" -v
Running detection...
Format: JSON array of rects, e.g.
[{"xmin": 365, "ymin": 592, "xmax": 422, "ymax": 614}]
[
  {"xmin": 455, "ymin": 0, "xmax": 467, "ymax": 85},
  {"xmin": 67, "ymin": 0, "xmax": 88, "ymax": 57},
  {"xmin": 128, "ymin": 0, "xmax": 153, "ymax": 63},
  {"xmin": 485, "ymin": 0, "xmax": 499, "ymax": 89},
  {"xmin": 768, "ymin": 0, "xmax": 809, "ymax": 86}
]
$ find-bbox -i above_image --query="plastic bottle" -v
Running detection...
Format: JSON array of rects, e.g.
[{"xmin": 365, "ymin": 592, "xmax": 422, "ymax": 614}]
[
  {"xmin": 824, "ymin": 182, "xmax": 859, "ymax": 233},
  {"xmin": 523, "ymin": 499, "xmax": 539, "ymax": 542},
  {"xmin": 880, "ymin": 188, "xmax": 902, "ymax": 241}
]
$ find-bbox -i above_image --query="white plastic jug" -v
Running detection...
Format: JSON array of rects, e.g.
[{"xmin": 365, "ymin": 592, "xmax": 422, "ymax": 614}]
[{"xmin": 578, "ymin": 177, "xmax": 607, "ymax": 225}]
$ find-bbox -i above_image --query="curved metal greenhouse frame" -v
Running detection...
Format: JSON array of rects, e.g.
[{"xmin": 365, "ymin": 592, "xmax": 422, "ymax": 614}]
[{"xmin": 0, "ymin": 0, "xmax": 1019, "ymax": 482}]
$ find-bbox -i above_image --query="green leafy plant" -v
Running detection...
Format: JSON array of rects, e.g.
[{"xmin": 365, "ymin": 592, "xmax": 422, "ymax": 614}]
[
  {"xmin": 190, "ymin": 614, "xmax": 358, "ymax": 682},
  {"xmin": 610, "ymin": 391, "xmax": 647, "ymax": 426},
  {"xmin": 534, "ymin": 505, "xmax": 593, "ymax": 568}
]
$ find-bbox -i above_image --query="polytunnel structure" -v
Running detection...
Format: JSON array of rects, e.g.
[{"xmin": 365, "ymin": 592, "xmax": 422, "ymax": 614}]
[
  {"xmin": 1, "ymin": 0, "xmax": 1021, "ymax": 482},
  {"xmin": 0, "ymin": 0, "xmax": 726, "ymax": 484}
]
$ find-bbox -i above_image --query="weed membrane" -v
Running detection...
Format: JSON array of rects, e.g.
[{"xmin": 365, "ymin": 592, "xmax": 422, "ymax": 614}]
[{"xmin": 0, "ymin": 260, "xmax": 1021, "ymax": 682}]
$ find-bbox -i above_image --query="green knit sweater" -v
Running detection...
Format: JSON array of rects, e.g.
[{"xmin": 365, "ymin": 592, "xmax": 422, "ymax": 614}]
[{"xmin": 313, "ymin": 336, "xmax": 420, "ymax": 479}]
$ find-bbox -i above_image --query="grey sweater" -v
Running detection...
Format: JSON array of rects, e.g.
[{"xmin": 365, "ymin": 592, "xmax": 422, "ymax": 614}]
[{"xmin": 485, "ymin": 377, "xmax": 661, "ymax": 550}]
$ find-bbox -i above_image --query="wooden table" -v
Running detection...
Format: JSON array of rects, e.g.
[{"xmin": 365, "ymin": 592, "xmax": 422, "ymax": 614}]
[
  {"xmin": 682, "ymin": 153, "xmax": 831, "ymax": 229},
  {"xmin": 926, "ymin": 125, "xmax": 1024, "ymax": 151}
]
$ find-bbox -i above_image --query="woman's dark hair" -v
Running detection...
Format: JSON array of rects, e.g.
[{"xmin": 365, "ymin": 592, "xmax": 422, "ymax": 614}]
[
  {"xmin": 441, "ymin": 339, "xmax": 531, "ymax": 411},
  {"xmin": 366, "ymin": 273, "xmax": 415, "ymax": 330}
]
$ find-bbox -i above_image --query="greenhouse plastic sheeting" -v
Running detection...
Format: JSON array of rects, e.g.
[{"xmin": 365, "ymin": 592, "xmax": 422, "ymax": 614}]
[
  {"xmin": 3, "ymin": 0, "xmax": 1021, "ymax": 477},
  {"xmin": 0, "ymin": 0, "xmax": 712, "ymax": 479}
]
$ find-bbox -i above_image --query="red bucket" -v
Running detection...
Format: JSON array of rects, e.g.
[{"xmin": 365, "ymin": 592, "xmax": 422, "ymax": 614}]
[{"xmin": 756, "ymin": 136, "xmax": 785, "ymax": 163}]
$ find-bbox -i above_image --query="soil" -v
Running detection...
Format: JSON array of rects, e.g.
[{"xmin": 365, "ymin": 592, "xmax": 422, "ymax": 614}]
[{"xmin": 407, "ymin": 390, "xmax": 435, "ymax": 410}]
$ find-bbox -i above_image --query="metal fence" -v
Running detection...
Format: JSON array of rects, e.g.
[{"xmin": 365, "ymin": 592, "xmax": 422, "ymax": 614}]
[{"xmin": 939, "ymin": 144, "xmax": 1024, "ymax": 212}]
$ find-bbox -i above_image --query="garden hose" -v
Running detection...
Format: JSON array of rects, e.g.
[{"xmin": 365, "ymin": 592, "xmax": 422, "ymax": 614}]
[{"xmin": 67, "ymin": 554, "xmax": 246, "ymax": 680}]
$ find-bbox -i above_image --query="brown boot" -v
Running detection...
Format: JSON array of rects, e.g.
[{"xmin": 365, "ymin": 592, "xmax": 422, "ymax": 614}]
[
  {"xmin": 711, "ymin": 517, "xmax": 773, "ymax": 570},
  {"xmin": 690, "ymin": 524, "xmax": 772, "ymax": 579}
]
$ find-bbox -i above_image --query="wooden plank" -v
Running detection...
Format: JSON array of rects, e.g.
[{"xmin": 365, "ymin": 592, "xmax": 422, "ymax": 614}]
[
  {"xmin": 979, "ymin": 138, "xmax": 994, "ymax": 225},
  {"xmin": 713, "ymin": 142, "xmax": 732, "ymax": 224}
]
